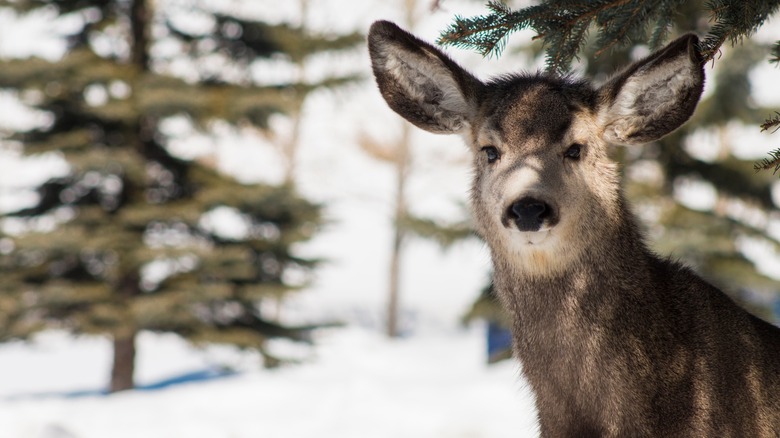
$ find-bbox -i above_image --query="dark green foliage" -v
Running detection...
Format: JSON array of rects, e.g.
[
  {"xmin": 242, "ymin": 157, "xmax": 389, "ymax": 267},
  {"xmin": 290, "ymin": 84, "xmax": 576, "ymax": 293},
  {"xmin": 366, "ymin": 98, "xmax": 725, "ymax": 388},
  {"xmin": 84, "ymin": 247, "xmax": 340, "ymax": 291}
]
[
  {"xmin": 440, "ymin": 0, "xmax": 780, "ymax": 71},
  {"xmin": 206, "ymin": 16, "xmax": 364, "ymax": 65},
  {"xmin": 702, "ymin": 0, "xmax": 780, "ymax": 60},
  {"xmin": 440, "ymin": 0, "xmax": 692, "ymax": 69},
  {"xmin": 167, "ymin": 13, "xmax": 364, "ymax": 89}
]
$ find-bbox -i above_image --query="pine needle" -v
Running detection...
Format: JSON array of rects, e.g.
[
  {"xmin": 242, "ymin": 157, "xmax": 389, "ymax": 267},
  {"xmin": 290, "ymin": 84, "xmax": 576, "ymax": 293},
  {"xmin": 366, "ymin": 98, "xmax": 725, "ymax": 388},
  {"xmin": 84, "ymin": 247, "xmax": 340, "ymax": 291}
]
[
  {"xmin": 754, "ymin": 149, "xmax": 780, "ymax": 175},
  {"xmin": 760, "ymin": 112, "xmax": 780, "ymax": 133}
]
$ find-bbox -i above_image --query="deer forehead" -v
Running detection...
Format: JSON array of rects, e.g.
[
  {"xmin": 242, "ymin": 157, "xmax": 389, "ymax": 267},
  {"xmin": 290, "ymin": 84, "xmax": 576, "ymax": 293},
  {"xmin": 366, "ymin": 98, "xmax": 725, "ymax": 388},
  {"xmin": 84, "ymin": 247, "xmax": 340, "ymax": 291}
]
[{"xmin": 474, "ymin": 78, "xmax": 598, "ymax": 151}]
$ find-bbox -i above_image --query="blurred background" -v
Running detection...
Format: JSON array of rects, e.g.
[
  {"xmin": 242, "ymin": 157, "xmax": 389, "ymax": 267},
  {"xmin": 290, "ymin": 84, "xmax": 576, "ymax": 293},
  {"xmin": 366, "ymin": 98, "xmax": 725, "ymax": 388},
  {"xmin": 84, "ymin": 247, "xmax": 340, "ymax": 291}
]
[{"xmin": 0, "ymin": 1, "xmax": 778, "ymax": 437}]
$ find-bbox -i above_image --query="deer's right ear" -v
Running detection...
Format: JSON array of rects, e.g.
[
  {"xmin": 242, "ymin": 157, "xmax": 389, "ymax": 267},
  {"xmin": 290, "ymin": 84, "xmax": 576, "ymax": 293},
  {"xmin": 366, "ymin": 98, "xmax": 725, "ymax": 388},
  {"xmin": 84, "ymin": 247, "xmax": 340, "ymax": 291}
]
[{"xmin": 368, "ymin": 20, "xmax": 482, "ymax": 134}]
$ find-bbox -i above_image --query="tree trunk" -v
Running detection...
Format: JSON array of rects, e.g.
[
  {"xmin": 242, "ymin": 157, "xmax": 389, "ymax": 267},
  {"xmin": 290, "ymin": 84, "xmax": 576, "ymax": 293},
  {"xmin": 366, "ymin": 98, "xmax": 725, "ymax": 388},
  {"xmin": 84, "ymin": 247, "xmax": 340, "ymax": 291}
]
[
  {"xmin": 387, "ymin": 221, "xmax": 404, "ymax": 337},
  {"xmin": 385, "ymin": 0, "xmax": 419, "ymax": 339},
  {"xmin": 109, "ymin": 331, "xmax": 137, "ymax": 393},
  {"xmin": 282, "ymin": 0, "xmax": 310, "ymax": 185},
  {"xmin": 387, "ymin": 123, "xmax": 411, "ymax": 338},
  {"xmin": 110, "ymin": 270, "xmax": 141, "ymax": 393},
  {"xmin": 130, "ymin": 0, "xmax": 150, "ymax": 69},
  {"xmin": 105, "ymin": 0, "xmax": 147, "ymax": 394}
]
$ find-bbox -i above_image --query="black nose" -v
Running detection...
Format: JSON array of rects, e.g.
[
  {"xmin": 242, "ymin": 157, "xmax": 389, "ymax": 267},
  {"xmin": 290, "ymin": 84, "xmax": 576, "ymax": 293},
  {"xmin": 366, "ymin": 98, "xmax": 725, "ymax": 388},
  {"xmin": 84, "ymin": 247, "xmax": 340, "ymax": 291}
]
[{"xmin": 508, "ymin": 197, "xmax": 552, "ymax": 232}]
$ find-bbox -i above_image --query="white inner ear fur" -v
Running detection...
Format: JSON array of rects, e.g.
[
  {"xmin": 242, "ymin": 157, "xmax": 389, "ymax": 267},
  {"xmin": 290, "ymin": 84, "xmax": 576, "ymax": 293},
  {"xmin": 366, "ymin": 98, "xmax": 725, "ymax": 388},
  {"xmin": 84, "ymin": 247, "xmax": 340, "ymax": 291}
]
[
  {"xmin": 600, "ymin": 56, "xmax": 698, "ymax": 144},
  {"xmin": 381, "ymin": 43, "xmax": 471, "ymax": 132}
]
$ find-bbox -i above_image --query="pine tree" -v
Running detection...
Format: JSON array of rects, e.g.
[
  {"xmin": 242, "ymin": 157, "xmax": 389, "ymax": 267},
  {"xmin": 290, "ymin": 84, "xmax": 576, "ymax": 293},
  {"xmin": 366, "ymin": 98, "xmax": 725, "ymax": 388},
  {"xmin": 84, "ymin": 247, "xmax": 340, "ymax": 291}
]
[
  {"xmin": 442, "ymin": 0, "xmax": 780, "ymax": 334},
  {"xmin": 0, "ymin": 0, "xmax": 358, "ymax": 392}
]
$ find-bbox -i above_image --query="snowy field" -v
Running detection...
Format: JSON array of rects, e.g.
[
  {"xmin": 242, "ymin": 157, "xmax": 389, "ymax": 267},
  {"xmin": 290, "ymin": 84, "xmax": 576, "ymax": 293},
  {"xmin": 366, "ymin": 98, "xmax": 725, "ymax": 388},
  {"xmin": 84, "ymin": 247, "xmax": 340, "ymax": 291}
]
[{"xmin": 0, "ymin": 328, "xmax": 538, "ymax": 438}]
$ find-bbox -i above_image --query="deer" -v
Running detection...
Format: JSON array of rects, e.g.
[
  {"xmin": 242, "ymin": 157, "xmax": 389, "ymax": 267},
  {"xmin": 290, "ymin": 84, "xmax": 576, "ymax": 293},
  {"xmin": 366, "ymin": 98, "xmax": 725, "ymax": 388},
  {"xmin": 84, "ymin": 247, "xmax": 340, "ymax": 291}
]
[{"xmin": 368, "ymin": 20, "xmax": 780, "ymax": 437}]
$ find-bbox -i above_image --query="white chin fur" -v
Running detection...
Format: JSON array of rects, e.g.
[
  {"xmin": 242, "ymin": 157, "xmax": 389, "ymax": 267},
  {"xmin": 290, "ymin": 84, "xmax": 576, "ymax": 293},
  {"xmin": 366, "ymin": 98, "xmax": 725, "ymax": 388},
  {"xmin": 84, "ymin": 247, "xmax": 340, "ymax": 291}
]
[
  {"xmin": 517, "ymin": 229, "xmax": 551, "ymax": 245},
  {"xmin": 499, "ymin": 228, "xmax": 572, "ymax": 277}
]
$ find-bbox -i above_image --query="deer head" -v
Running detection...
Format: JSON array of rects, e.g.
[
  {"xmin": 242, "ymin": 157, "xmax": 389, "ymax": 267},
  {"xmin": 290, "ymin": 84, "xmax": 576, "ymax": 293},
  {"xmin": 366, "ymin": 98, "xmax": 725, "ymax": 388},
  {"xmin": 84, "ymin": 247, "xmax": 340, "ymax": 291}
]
[{"xmin": 369, "ymin": 21, "xmax": 704, "ymax": 277}]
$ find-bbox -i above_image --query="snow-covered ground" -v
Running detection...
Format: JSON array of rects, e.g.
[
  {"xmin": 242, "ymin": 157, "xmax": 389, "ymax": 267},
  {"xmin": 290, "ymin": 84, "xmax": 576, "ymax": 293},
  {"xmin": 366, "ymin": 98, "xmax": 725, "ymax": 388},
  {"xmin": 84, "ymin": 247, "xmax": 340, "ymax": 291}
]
[{"xmin": 0, "ymin": 328, "xmax": 538, "ymax": 438}]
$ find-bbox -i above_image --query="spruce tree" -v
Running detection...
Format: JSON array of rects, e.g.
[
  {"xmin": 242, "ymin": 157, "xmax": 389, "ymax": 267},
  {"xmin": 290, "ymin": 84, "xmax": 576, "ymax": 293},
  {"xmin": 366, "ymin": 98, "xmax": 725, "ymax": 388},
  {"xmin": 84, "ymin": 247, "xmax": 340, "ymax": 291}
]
[
  {"xmin": 443, "ymin": 0, "xmax": 780, "ymax": 336},
  {"xmin": 0, "ymin": 0, "xmax": 358, "ymax": 392}
]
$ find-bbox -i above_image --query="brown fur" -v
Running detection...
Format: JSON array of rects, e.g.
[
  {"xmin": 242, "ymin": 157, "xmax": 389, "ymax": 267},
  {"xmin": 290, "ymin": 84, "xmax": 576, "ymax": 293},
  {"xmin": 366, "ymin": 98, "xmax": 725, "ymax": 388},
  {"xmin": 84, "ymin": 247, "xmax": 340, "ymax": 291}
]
[{"xmin": 369, "ymin": 20, "xmax": 780, "ymax": 437}]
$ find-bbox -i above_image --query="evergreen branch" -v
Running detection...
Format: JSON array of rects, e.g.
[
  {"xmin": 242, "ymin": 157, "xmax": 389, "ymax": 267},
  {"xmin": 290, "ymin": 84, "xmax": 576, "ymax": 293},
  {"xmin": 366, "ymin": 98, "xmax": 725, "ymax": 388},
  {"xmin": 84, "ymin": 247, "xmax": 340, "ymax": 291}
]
[
  {"xmin": 545, "ymin": 19, "xmax": 590, "ymax": 73},
  {"xmin": 760, "ymin": 112, "xmax": 780, "ymax": 133},
  {"xmin": 441, "ymin": 0, "xmax": 780, "ymax": 72},
  {"xmin": 592, "ymin": 0, "xmax": 648, "ymax": 58},
  {"xmin": 440, "ymin": 0, "xmax": 682, "ymax": 74},
  {"xmin": 648, "ymin": 2, "xmax": 677, "ymax": 49},
  {"xmin": 754, "ymin": 149, "xmax": 780, "ymax": 176},
  {"xmin": 759, "ymin": 111, "xmax": 780, "ymax": 178},
  {"xmin": 700, "ymin": 1, "xmax": 780, "ymax": 61},
  {"xmin": 438, "ymin": 2, "xmax": 544, "ymax": 57},
  {"xmin": 771, "ymin": 40, "xmax": 780, "ymax": 64}
]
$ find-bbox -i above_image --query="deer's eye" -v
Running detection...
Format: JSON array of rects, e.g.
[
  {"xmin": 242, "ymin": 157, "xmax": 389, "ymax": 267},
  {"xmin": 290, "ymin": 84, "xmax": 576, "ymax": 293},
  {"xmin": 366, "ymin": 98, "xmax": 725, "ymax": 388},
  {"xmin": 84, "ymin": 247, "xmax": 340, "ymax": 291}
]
[
  {"xmin": 564, "ymin": 143, "xmax": 583, "ymax": 160},
  {"xmin": 481, "ymin": 146, "xmax": 500, "ymax": 164}
]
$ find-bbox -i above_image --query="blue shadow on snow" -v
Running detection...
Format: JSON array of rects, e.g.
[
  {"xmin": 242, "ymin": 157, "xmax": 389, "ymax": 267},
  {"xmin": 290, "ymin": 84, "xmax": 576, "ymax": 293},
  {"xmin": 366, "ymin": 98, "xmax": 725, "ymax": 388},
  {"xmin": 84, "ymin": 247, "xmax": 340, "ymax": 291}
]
[{"xmin": 4, "ymin": 366, "xmax": 239, "ymax": 400}]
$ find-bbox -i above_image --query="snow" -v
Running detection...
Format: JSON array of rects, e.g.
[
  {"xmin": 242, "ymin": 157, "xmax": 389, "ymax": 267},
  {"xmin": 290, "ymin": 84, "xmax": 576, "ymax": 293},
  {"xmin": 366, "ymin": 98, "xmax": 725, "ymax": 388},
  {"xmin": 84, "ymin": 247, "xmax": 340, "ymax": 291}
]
[{"xmin": 0, "ymin": 328, "xmax": 538, "ymax": 438}]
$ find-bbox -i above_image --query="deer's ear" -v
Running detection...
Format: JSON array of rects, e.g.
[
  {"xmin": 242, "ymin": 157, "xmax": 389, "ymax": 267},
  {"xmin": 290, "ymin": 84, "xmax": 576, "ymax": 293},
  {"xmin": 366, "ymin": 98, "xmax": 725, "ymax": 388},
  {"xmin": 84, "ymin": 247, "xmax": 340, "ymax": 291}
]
[
  {"xmin": 597, "ymin": 34, "xmax": 705, "ymax": 145},
  {"xmin": 368, "ymin": 20, "xmax": 482, "ymax": 134}
]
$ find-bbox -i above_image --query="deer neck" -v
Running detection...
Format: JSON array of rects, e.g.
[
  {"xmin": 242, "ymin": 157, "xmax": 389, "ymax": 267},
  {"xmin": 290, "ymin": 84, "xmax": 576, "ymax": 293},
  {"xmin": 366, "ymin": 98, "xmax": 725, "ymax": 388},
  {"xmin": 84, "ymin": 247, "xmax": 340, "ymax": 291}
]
[{"xmin": 490, "ymin": 202, "xmax": 650, "ymax": 348}]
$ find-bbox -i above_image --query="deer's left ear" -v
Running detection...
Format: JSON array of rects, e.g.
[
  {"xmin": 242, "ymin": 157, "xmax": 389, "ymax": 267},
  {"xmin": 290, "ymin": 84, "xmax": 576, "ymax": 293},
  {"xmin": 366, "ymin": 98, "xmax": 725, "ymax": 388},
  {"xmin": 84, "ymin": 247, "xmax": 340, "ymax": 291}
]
[{"xmin": 597, "ymin": 34, "xmax": 705, "ymax": 145}]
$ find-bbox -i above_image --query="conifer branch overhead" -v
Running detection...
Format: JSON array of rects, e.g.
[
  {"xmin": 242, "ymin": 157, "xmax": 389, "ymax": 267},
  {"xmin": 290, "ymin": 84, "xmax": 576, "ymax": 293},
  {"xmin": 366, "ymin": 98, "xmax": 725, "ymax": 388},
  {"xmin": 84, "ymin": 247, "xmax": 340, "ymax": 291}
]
[
  {"xmin": 700, "ymin": 1, "xmax": 780, "ymax": 60},
  {"xmin": 438, "ymin": 1, "xmax": 535, "ymax": 58},
  {"xmin": 439, "ymin": 0, "xmax": 780, "ymax": 74}
]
